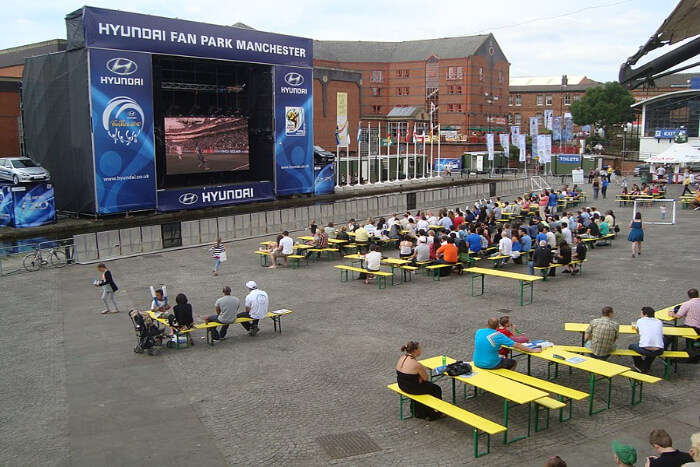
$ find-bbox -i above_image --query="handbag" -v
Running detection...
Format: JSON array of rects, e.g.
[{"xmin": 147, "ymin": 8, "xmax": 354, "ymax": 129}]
[
  {"xmin": 444, "ymin": 361, "xmax": 472, "ymax": 376},
  {"xmin": 614, "ymin": 225, "xmax": 620, "ymax": 233},
  {"xmin": 219, "ymin": 251, "xmax": 227, "ymax": 262}
]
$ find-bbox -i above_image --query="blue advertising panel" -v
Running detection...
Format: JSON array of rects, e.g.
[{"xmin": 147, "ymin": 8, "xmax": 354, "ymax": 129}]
[
  {"xmin": 314, "ymin": 165, "xmax": 335, "ymax": 195},
  {"xmin": 89, "ymin": 48, "xmax": 157, "ymax": 213},
  {"xmin": 654, "ymin": 129, "xmax": 679, "ymax": 139},
  {"xmin": 157, "ymin": 181, "xmax": 274, "ymax": 211},
  {"xmin": 434, "ymin": 158, "xmax": 462, "ymax": 173},
  {"xmin": 81, "ymin": 7, "xmax": 312, "ymax": 68},
  {"xmin": 0, "ymin": 185, "xmax": 12, "ymax": 227},
  {"xmin": 557, "ymin": 154, "xmax": 581, "ymax": 164},
  {"xmin": 11, "ymin": 183, "xmax": 56, "ymax": 228},
  {"xmin": 274, "ymin": 65, "xmax": 314, "ymax": 195}
]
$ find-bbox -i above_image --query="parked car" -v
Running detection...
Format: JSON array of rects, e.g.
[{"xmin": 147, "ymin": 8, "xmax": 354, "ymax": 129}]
[{"xmin": 0, "ymin": 157, "xmax": 51, "ymax": 185}]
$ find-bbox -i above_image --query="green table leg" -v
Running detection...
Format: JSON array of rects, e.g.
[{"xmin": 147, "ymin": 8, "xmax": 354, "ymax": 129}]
[
  {"xmin": 503, "ymin": 400, "xmax": 530, "ymax": 444},
  {"xmin": 473, "ymin": 429, "xmax": 491, "ymax": 458},
  {"xmin": 589, "ymin": 374, "xmax": 613, "ymax": 415},
  {"xmin": 470, "ymin": 272, "xmax": 485, "ymax": 297}
]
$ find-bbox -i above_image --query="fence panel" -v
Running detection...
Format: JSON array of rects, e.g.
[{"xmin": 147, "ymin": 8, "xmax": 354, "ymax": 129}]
[
  {"xmin": 217, "ymin": 216, "xmax": 235, "ymax": 241},
  {"xmin": 73, "ymin": 233, "xmax": 98, "ymax": 262},
  {"xmin": 181, "ymin": 220, "xmax": 201, "ymax": 246},
  {"xmin": 96, "ymin": 230, "xmax": 121, "ymax": 259},
  {"xmin": 200, "ymin": 218, "xmax": 219, "ymax": 243},
  {"xmin": 234, "ymin": 214, "xmax": 252, "ymax": 238},
  {"xmin": 119, "ymin": 228, "xmax": 142, "ymax": 256}
]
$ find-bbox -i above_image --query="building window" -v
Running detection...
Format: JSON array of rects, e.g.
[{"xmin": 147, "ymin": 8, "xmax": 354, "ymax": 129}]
[
  {"xmin": 498, "ymin": 71, "xmax": 504, "ymax": 83},
  {"xmin": 564, "ymin": 94, "xmax": 571, "ymax": 105},
  {"xmin": 537, "ymin": 95, "xmax": 544, "ymax": 106},
  {"xmin": 371, "ymin": 87, "xmax": 381, "ymax": 97},
  {"xmin": 371, "ymin": 105, "xmax": 382, "ymax": 114},
  {"xmin": 508, "ymin": 95, "xmax": 513, "ymax": 106},
  {"xmin": 514, "ymin": 94, "xmax": 522, "ymax": 106},
  {"xmin": 395, "ymin": 87, "xmax": 409, "ymax": 96},
  {"xmin": 455, "ymin": 104, "xmax": 463, "ymax": 112},
  {"xmin": 479, "ymin": 67, "xmax": 484, "ymax": 81},
  {"xmin": 507, "ymin": 113, "xmax": 514, "ymax": 124},
  {"xmin": 573, "ymin": 95, "xmax": 581, "ymax": 102},
  {"xmin": 395, "ymin": 69, "xmax": 409, "ymax": 78},
  {"xmin": 545, "ymin": 95, "xmax": 552, "ymax": 106},
  {"xmin": 514, "ymin": 113, "xmax": 521, "ymax": 124},
  {"xmin": 447, "ymin": 66, "xmax": 464, "ymax": 80},
  {"xmin": 370, "ymin": 70, "xmax": 383, "ymax": 83}
]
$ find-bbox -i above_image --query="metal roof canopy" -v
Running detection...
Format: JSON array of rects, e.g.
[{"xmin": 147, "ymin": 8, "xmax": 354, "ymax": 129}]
[{"xmin": 619, "ymin": 0, "xmax": 700, "ymax": 89}]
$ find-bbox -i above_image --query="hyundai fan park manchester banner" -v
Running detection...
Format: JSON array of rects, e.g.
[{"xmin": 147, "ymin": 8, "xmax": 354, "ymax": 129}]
[
  {"xmin": 89, "ymin": 48, "xmax": 157, "ymax": 213},
  {"xmin": 157, "ymin": 181, "xmax": 274, "ymax": 211},
  {"xmin": 80, "ymin": 7, "xmax": 312, "ymax": 68},
  {"xmin": 274, "ymin": 65, "xmax": 314, "ymax": 196}
]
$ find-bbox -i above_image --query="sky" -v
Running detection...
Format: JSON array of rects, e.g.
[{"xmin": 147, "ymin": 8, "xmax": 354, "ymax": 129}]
[{"xmin": 2, "ymin": 0, "xmax": 694, "ymax": 81}]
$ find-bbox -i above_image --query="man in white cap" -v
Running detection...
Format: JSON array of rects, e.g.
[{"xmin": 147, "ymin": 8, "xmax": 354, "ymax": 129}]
[{"xmin": 237, "ymin": 281, "xmax": 269, "ymax": 336}]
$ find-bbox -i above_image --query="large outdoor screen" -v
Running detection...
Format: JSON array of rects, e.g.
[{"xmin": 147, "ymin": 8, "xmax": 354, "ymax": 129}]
[{"xmin": 164, "ymin": 116, "xmax": 249, "ymax": 175}]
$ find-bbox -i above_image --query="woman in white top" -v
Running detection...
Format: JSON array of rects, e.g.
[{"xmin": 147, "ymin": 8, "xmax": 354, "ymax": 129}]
[
  {"xmin": 629, "ymin": 306, "xmax": 665, "ymax": 374},
  {"xmin": 399, "ymin": 235, "xmax": 414, "ymax": 258}
]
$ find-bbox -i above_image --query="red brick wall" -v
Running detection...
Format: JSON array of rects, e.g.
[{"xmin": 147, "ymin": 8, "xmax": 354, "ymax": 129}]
[
  {"xmin": 312, "ymin": 79, "xmax": 360, "ymax": 151},
  {"xmin": 0, "ymin": 90, "xmax": 21, "ymax": 155},
  {"xmin": 508, "ymin": 89, "xmax": 588, "ymax": 132}
]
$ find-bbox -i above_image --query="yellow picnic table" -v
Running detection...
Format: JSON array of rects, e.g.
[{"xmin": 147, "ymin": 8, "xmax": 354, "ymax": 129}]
[
  {"xmin": 428, "ymin": 224, "xmax": 443, "ymax": 230},
  {"xmin": 510, "ymin": 347, "xmax": 629, "ymax": 415},
  {"xmin": 297, "ymin": 236, "xmax": 315, "ymax": 242},
  {"xmin": 565, "ymin": 322, "xmax": 698, "ymax": 339},
  {"xmin": 655, "ymin": 302, "xmax": 686, "ymax": 324},
  {"xmin": 466, "ymin": 267, "xmax": 543, "ymax": 306},
  {"xmin": 327, "ymin": 238, "xmax": 347, "ymax": 244},
  {"xmin": 420, "ymin": 355, "xmax": 550, "ymax": 444}
]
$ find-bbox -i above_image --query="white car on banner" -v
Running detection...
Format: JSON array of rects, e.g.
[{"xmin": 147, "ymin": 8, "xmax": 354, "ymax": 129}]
[{"xmin": 0, "ymin": 157, "xmax": 51, "ymax": 185}]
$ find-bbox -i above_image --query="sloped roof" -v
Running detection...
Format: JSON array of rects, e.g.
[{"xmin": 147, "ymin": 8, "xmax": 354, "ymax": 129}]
[
  {"xmin": 510, "ymin": 76, "xmax": 590, "ymax": 86},
  {"xmin": 314, "ymin": 35, "xmax": 491, "ymax": 62},
  {"xmin": 649, "ymin": 72, "xmax": 699, "ymax": 88},
  {"xmin": 0, "ymin": 39, "xmax": 66, "ymax": 68}
]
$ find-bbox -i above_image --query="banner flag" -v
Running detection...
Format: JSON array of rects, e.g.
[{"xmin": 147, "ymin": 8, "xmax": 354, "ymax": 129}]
[
  {"xmin": 544, "ymin": 109, "xmax": 553, "ymax": 130},
  {"xmin": 499, "ymin": 133, "xmax": 510, "ymax": 158},
  {"xmin": 529, "ymin": 117, "xmax": 539, "ymax": 136},
  {"xmin": 336, "ymin": 92, "xmax": 349, "ymax": 147},
  {"xmin": 553, "ymin": 116, "xmax": 562, "ymax": 141},
  {"xmin": 537, "ymin": 134, "xmax": 547, "ymax": 163},
  {"xmin": 544, "ymin": 135, "xmax": 552, "ymax": 162},
  {"xmin": 486, "ymin": 133, "xmax": 495, "ymax": 161},
  {"xmin": 518, "ymin": 134, "xmax": 526, "ymax": 162},
  {"xmin": 510, "ymin": 125, "xmax": 520, "ymax": 137}
]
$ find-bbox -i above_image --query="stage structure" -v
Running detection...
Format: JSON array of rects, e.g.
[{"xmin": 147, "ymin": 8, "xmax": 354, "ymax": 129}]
[
  {"xmin": 336, "ymin": 120, "xmax": 437, "ymax": 187},
  {"xmin": 22, "ymin": 7, "xmax": 314, "ymax": 215}
]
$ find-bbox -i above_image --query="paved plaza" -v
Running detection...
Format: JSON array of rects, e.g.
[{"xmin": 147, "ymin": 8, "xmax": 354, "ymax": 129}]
[{"xmin": 1, "ymin": 181, "xmax": 698, "ymax": 466}]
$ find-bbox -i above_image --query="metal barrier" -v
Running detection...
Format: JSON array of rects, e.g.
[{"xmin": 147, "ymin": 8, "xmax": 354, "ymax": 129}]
[{"xmin": 0, "ymin": 238, "xmax": 75, "ymax": 275}]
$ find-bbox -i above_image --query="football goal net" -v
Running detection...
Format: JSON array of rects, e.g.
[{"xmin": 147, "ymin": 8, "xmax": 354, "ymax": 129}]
[{"xmin": 632, "ymin": 198, "xmax": 676, "ymax": 225}]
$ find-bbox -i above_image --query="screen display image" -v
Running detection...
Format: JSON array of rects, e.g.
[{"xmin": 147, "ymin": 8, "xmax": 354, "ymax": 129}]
[{"xmin": 164, "ymin": 116, "xmax": 249, "ymax": 175}]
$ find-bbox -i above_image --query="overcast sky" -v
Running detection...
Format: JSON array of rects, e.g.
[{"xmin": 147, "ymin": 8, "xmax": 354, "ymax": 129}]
[{"xmin": 2, "ymin": 0, "xmax": 694, "ymax": 81}]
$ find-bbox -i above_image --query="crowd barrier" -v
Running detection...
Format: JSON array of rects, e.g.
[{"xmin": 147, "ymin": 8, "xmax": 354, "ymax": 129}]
[{"xmin": 71, "ymin": 177, "xmax": 538, "ymax": 264}]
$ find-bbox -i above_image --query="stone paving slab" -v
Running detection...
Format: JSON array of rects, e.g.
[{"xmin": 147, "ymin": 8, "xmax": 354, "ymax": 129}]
[{"xmin": 0, "ymin": 181, "xmax": 698, "ymax": 466}]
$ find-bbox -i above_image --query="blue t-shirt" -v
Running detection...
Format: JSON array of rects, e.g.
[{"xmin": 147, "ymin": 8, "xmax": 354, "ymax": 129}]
[
  {"xmin": 473, "ymin": 328, "xmax": 515, "ymax": 369},
  {"xmin": 466, "ymin": 233, "xmax": 482, "ymax": 253},
  {"xmin": 536, "ymin": 232, "xmax": 547, "ymax": 244},
  {"xmin": 528, "ymin": 224, "xmax": 539, "ymax": 238},
  {"xmin": 512, "ymin": 240, "xmax": 522, "ymax": 253},
  {"xmin": 548, "ymin": 193, "xmax": 558, "ymax": 206},
  {"xmin": 520, "ymin": 234, "xmax": 532, "ymax": 252},
  {"xmin": 439, "ymin": 217, "xmax": 453, "ymax": 230}
]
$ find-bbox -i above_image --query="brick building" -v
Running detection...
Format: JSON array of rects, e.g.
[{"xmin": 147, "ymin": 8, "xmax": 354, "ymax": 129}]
[
  {"xmin": 313, "ymin": 34, "xmax": 510, "ymax": 157},
  {"xmin": 630, "ymin": 72, "xmax": 699, "ymax": 103},
  {"xmin": 507, "ymin": 75, "xmax": 601, "ymax": 137},
  {"xmin": 0, "ymin": 40, "xmax": 65, "ymax": 155}
]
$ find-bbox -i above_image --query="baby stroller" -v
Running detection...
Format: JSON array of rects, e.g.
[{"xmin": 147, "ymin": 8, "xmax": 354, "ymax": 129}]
[{"xmin": 129, "ymin": 310, "xmax": 165, "ymax": 355}]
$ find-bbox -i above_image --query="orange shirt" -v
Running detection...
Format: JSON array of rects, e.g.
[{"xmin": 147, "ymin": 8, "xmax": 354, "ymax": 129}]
[{"xmin": 436, "ymin": 243, "xmax": 458, "ymax": 263}]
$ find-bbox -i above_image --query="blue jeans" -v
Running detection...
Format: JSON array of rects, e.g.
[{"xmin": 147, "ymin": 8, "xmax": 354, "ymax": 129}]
[
  {"xmin": 628, "ymin": 343, "xmax": 663, "ymax": 373},
  {"xmin": 213, "ymin": 258, "xmax": 221, "ymax": 271},
  {"xmin": 527, "ymin": 260, "xmax": 534, "ymax": 275}
]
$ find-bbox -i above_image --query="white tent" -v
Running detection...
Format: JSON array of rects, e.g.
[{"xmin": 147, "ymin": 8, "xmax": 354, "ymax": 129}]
[{"xmin": 646, "ymin": 142, "xmax": 700, "ymax": 164}]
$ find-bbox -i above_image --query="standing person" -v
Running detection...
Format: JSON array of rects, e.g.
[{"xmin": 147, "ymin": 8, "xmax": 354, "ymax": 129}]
[
  {"xmin": 646, "ymin": 429, "xmax": 693, "ymax": 467},
  {"xmin": 592, "ymin": 175, "xmax": 600, "ymax": 199},
  {"xmin": 601, "ymin": 177, "xmax": 609, "ymax": 199},
  {"xmin": 237, "ymin": 281, "xmax": 268, "ymax": 337},
  {"xmin": 629, "ymin": 307, "xmax": 665, "ymax": 374},
  {"xmin": 94, "ymin": 263, "xmax": 119, "ymax": 315},
  {"xmin": 682, "ymin": 170, "xmax": 694, "ymax": 195},
  {"xmin": 395, "ymin": 341, "xmax": 444, "ymax": 420},
  {"xmin": 538, "ymin": 191, "xmax": 549, "ymax": 220},
  {"xmin": 208, "ymin": 237, "xmax": 226, "ymax": 276},
  {"xmin": 584, "ymin": 306, "xmax": 619, "ymax": 360},
  {"xmin": 204, "ymin": 286, "xmax": 240, "ymax": 340},
  {"xmin": 628, "ymin": 212, "xmax": 644, "ymax": 258}
]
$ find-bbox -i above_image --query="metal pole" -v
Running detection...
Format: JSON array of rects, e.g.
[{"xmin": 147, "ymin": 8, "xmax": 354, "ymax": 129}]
[
  {"xmin": 367, "ymin": 121, "xmax": 372, "ymax": 184},
  {"xmin": 395, "ymin": 123, "xmax": 400, "ymax": 182},
  {"xmin": 378, "ymin": 121, "xmax": 382, "ymax": 183},
  {"xmin": 430, "ymin": 112, "xmax": 434, "ymax": 177},
  {"xmin": 405, "ymin": 121, "xmax": 409, "ymax": 180},
  {"xmin": 413, "ymin": 122, "xmax": 417, "ymax": 179},
  {"xmin": 346, "ymin": 142, "xmax": 350, "ymax": 186},
  {"xmin": 437, "ymin": 124, "xmax": 441, "ymax": 177},
  {"xmin": 336, "ymin": 146, "xmax": 340, "ymax": 186},
  {"xmin": 357, "ymin": 122, "xmax": 361, "ymax": 185}
]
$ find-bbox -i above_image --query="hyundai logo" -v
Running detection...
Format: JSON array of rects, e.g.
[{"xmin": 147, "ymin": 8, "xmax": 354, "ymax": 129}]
[
  {"xmin": 178, "ymin": 193, "xmax": 199, "ymax": 205},
  {"xmin": 106, "ymin": 58, "xmax": 138, "ymax": 76},
  {"xmin": 284, "ymin": 72, "xmax": 304, "ymax": 87}
]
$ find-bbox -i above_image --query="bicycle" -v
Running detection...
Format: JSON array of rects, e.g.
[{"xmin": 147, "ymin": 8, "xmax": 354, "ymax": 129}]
[{"xmin": 23, "ymin": 247, "xmax": 67, "ymax": 271}]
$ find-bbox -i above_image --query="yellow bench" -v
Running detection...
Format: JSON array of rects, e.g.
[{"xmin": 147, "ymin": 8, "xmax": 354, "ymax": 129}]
[
  {"xmin": 334, "ymin": 265, "xmax": 394, "ymax": 289},
  {"xmin": 552, "ymin": 345, "xmax": 688, "ymax": 380},
  {"xmin": 149, "ymin": 309, "xmax": 293, "ymax": 346},
  {"xmin": 253, "ymin": 250, "xmax": 305, "ymax": 268},
  {"xmin": 425, "ymin": 263, "xmax": 458, "ymax": 281},
  {"xmin": 488, "ymin": 367, "xmax": 588, "ymax": 428},
  {"xmin": 387, "ymin": 383, "xmax": 506, "ymax": 458},
  {"xmin": 466, "ymin": 267, "xmax": 543, "ymax": 306}
]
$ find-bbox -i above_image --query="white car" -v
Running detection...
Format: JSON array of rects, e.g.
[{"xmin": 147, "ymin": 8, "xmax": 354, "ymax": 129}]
[{"xmin": 0, "ymin": 157, "xmax": 51, "ymax": 185}]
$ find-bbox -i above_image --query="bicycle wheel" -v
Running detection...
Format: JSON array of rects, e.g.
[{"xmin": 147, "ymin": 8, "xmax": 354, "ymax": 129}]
[
  {"xmin": 23, "ymin": 254, "xmax": 40, "ymax": 272},
  {"xmin": 49, "ymin": 250, "xmax": 67, "ymax": 268}
]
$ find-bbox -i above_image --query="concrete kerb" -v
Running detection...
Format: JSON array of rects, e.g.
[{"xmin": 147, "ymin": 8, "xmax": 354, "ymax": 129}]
[{"xmin": 72, "ymin": 177, "xmax": 547, "ymax": 265}]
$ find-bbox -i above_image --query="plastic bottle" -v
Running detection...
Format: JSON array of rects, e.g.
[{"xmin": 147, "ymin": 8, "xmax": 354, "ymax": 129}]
[{"xmin": 442, "ymin": 355, "xmax": 446, "ymax": 366}]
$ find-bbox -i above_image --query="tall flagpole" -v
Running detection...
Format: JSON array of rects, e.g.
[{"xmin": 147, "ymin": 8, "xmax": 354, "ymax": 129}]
[
  {"xmin": 422, "ymin": 126, "xmax": 426, "ymax": 178},
  {"xmin": 378, "ymin": 121, "xmax": 382, "ymax": 183},
  {"xmin": 437, "ymin": 124, "xmax": 441, "ymax": 177},
  {"xmin": 404, "ymin": 122, "xmax": 409, "ymax": 181},
  {"xmin": 413, "ymin": 122, "xmax": 417, "ymax": 179},
  {"xmin": 367, "ymin": 121, "xmax": 372, "ymax": 184},
  {"xmin": 336, "ymin": 145, "xmax": 340, "ymax": 187},
  {"xmin": 395, "ymin": 123, "xmax": 400, "ymax": 182},
  {"xmin": 356, "ymin": 121, "xmax": 361, "ymax": 185},
  {"xmin": 429, "ymin": 112, "xmax": 434, "ymax": 178}
]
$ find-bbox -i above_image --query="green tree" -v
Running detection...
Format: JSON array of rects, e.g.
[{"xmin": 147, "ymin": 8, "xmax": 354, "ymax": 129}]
[{"xmin": 571, "ymin": 81, "xmax": 635, "ymax": 129}]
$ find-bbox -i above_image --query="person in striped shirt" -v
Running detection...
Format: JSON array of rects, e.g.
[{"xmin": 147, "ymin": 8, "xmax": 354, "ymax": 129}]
[{"xmin": 209, "ymin": 238, "xmax": 225, "ymax": 276}]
